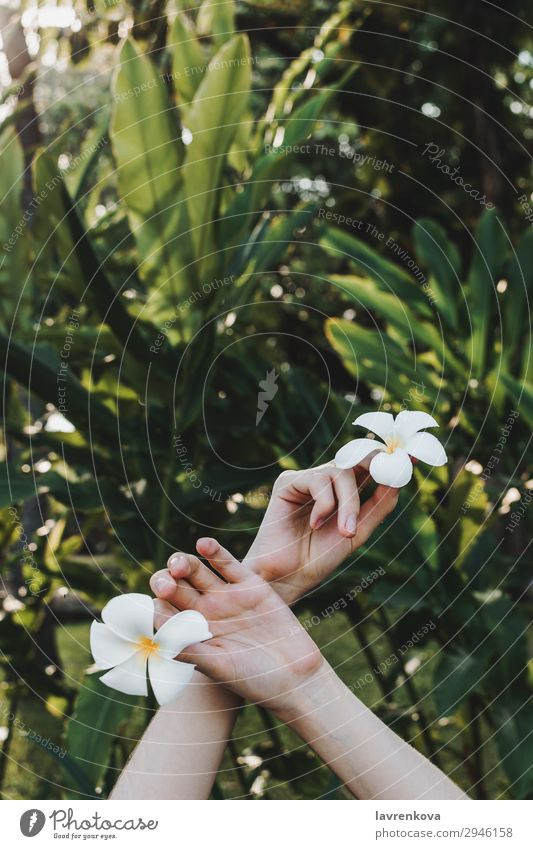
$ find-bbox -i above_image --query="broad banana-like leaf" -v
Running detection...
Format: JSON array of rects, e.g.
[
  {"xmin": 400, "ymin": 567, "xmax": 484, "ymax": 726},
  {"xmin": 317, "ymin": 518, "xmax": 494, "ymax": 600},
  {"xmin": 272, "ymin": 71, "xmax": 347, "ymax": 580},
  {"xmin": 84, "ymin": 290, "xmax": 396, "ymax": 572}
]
[
  {"xmin": 329, "ymin": 272, "xmax": 465, "ymax": 376},
  {"xmin": 0, "ymin": 129, "xmax": 31, "ymax": 334},
  {"xmin": 504, "ymin": 229, "xmax": 533, "ymax": 383},
  {"xmin": 169, "ymin": 12, "xmax": 206, "ymax": 104},
  {"xmin": 65, "ymin": 674, "xmax": 138, "ymax": 797},
  {"xmin": 468, "ymin": 208, "xmax": 507, "ymax": 377},
  {"xmin": 111, "ymin": 39, "xmax": 190, "ymax": 299},
  {"xmin": 413, "ymin": 218, "xmax": 461, "ymax": 329},
  {"xmin": 222, "ymin": 89, "xmax": 347, "ymax": 248},
  {"xmin": 320, "ymin": 227, "xmax": 432, "ymax": 316},
  {"xmin": 183, "ymin": 34, "xmax": 251, "ymax": 266},
  {"xmin": 65, "ymin": 113, "xmax": 109, "ymax": 200},
  {"xmin": 499, "ymin": 374, "xmax": 533, "ymax": 429},
  {"xmin": 325, "ymin": 317, "xmax": 436, "ymax": 399},
  {"xmin": 197, "ymin": 0, "xmax": 235, "ymax": 46}
]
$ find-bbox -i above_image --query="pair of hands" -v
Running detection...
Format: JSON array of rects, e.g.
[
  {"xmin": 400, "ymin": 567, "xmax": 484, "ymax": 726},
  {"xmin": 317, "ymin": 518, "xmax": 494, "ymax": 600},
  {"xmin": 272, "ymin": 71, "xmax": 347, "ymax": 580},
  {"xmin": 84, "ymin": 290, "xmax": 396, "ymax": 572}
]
[{"xmin": 150, "ymin": 464, "xmax": 399, "ymax": 712}]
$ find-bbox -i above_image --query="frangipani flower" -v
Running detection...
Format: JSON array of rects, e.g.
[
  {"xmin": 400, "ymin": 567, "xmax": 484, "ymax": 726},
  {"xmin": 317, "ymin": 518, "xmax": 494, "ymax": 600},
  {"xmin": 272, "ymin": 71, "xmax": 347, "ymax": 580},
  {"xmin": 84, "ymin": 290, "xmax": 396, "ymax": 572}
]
[
  {"xmin": 90, "ymin": 593, "xmax": 212, "ymax": 706},
  {"xmin": 335, "ymin": 410, "xmax": 447, "ymax": 487}
]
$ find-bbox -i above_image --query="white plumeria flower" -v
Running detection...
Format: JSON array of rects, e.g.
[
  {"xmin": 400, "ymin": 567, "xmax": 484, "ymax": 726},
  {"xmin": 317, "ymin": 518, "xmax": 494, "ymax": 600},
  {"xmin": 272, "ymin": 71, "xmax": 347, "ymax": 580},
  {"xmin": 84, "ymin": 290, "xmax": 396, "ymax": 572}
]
[
  {"xmin": 90, "ymin": 593, "xmax": 212, "ymax": 706},
  {"xmin": 335, "ymin": 410, "xmax": 447, "ymax": 487}
]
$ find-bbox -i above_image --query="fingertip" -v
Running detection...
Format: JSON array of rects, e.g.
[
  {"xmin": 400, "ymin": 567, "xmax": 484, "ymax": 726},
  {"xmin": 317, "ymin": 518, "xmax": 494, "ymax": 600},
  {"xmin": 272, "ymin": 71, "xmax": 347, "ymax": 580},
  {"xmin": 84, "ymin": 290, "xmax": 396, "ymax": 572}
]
[
  {"xmin": 340, "ymin": 512, "xmax": 358, "ymax": 537},
  {"xmin": 150, "ymin": 569, "xmax": 177, "ymax": 599},
  {"xmin": 168, "ymin": 552, "xmax": 190, "ymax": 579},
  {"xmin": 196, "ymin": 537, "xmax": 218, "ymax": 556}
]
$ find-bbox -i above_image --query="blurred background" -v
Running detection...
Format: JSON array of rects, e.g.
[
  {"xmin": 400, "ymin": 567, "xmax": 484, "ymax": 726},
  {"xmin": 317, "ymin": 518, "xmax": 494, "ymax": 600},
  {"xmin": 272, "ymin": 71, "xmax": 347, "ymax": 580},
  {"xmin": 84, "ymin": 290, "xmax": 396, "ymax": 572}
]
[{"xmin": 0, "ymin": 0, "xmax": 531, "ymax": 800}]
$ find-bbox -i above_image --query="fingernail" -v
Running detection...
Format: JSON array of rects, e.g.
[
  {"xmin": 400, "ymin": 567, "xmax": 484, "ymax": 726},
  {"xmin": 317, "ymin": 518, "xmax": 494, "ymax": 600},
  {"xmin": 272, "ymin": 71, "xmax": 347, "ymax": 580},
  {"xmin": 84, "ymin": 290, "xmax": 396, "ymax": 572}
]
[
  {"xmin": 345, "ymin": 514, "xmax": 357, "ymax": 534},
  {"xmin": 169, "ymin": 553, "xmax": 187, "ymax": 572},
  {"xmin": 152, "ymin": 573, "xmax": 174, "ymax": 594}
]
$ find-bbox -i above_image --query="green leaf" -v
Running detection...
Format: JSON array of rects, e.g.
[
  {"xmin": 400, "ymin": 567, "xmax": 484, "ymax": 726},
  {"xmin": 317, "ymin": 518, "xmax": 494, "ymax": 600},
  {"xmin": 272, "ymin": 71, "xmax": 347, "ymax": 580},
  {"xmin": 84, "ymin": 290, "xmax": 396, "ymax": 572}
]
[
  {"xmin": 111, "ymin": 39, "xmax": 188, "ymax": 297},
  {"xmin": 65, "ymin": 114, "xmax": 109, "ymax": 200},
  {"xmin": 433, "ymin": 645, "xmax": 491, "ymax": 716},
  {"xmin": 503, "ymin": 229, "xmax": 533, "ymax": 383},
  {"xmin": 0, "ymin": 128, "xmax": 31, "ymax": 334},
  {"xmin": 413, "ymin": 218, "xmax": 461, "ymax": 328},
  {"xmin": 468, "ymin": 209, "xmax": 507, "ymax": 377},
  {"xmin": 65, "ymin": 673, "xmax": 138, "ymax": 795},
  {"xmin": 169, "ymin": 13, "xmax": 207, "ymax": 103},
  {"xmin": 183, "ymin": 34, "xmax": 251, "ymax": 265},
  {"xmin": 329, "ymin": 273, "xmax": 464, "ymax": 376},
  {"xmin": 43, "ymin": 472, "xmax": 136, "ymax": 519},
  {"xmin": 0, "ymin": 464, "xmax": 46, "ymax": 507},
  {"xmin": 197, "ymin": 0, "xmax": 235, "ymax": 46},
  {"xmin": 499, "ymin": 375, "xmax": 533, "ymax": 429},
  {"xmin": 441, "ymin": 468, "xmax": 488, "ymax": 567},
  {"xmin": 320, "ymin": 227, "xmax": 432, "ymax": 315},
  {"xmin": 325, "ymin": 317, "xmax": 435, "ymax": 399},
  {"xmin": 230, "ymin": 206, "xmax": 315, "ymax": 289},
  {"xmin": 0, "ymin": 335, "xmax": 121, "ymax": 441},
  {"xmin": 492, "ymin": 698, "xmax": 533, "ymax": 798},
  {"xmin": 32, "ymin": 737, "xmax": 96, "ymax": 798}
]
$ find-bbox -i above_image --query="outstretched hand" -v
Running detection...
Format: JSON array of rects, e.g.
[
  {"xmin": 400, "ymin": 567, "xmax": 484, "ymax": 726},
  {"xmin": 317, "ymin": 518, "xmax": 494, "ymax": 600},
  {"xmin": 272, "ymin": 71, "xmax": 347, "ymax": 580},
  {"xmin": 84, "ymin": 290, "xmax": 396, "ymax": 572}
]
[
  {"xmin": 243, "ymin": 464, "xmax": 399, "ymax": 602},
  {"xmin": 152, "ymin": 464, "xmax": 399, "ymax": 609},
  {"xmin": 152, "ymin": 539, "xmax": 323, "ymax": 711}
]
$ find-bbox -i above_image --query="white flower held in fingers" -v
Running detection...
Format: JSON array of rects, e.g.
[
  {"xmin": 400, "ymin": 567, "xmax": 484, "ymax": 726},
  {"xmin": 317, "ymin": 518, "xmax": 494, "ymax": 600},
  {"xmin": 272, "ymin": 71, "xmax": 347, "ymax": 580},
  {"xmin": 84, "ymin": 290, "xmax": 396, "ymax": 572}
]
[
  {"xmin": 335, "ymin": 410, "xmax": 447, "ymax": 487},
  {"xmin": 90, "ymin": 593, "xmax": 212, "ymax": 705}
]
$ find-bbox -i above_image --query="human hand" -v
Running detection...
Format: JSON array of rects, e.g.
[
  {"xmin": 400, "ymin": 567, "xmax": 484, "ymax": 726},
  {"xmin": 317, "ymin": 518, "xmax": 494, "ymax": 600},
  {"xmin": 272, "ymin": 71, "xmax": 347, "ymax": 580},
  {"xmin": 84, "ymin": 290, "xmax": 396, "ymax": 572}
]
[
  {"xmin": 243, "ymin": 464, "xmax": 399, "ymax": 603},
  {"xmin": 153, "ymin": 464, "xmax": 399, "ymax": 609},
  {"xmin": 151, "ymin": 538, "xmax": 324, "ymax": 712}
]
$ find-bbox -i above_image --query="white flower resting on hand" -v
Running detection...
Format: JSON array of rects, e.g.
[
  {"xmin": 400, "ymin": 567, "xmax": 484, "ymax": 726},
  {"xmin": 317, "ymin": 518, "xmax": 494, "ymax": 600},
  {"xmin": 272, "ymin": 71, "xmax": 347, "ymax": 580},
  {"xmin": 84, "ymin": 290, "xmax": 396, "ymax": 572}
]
[
  {"xmin": 90, "ymin": 593, "xmax": 212, "ymax": 706},
  {"xmin": 335, "ymin": 410, "xmax": 447, "ymax": 487}
]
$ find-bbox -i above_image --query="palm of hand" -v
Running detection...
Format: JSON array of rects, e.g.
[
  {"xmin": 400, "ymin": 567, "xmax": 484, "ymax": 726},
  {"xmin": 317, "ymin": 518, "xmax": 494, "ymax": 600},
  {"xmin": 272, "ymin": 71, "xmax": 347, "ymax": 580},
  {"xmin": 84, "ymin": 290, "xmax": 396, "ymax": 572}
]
[
  {"xmin": 245, "ymin": 496, "xmax": 352, "ymax": 602},
  {"xmin": 244, "ymin": 465, "xmax": 399, "ymax": 604}
]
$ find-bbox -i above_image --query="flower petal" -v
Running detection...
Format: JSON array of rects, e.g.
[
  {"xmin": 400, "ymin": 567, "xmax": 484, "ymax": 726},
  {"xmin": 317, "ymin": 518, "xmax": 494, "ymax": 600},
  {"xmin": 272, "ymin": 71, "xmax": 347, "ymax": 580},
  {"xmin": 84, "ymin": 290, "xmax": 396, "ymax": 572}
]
[
  {"xmin": 101, "ymin": 593, "xmax": 154, "ymax": 642},
  {"xmin": 90, "ymin": 621, "xmax": 137, "ymax": 670},
  {"xmin": 148, "ymin": 655, "xmax": 196, "ymax": 706},
  {"xmin": 99, "ymin": 651, "xmax": 148, "ymax": 697},
  {"xmin": 353, "ymin": 411, "xmax": 395, "ymax": 442},
  {"xmin": 369, "ymin": 449, "xmax": 413, "ymax": 487},
  {"xmin": 405, "ymin": 431, "xmax": 447, "ymax": 466},
  {"xmin": 156, "ymin": 609, "xmax": 212, "ymax": 659},
  {"xmin": 335, "ymin": 438, "xmax": 385, "ymax": 470},
  {"xmin": 394, "ymin": 410, "xmax": 438, "ymax": 442}
]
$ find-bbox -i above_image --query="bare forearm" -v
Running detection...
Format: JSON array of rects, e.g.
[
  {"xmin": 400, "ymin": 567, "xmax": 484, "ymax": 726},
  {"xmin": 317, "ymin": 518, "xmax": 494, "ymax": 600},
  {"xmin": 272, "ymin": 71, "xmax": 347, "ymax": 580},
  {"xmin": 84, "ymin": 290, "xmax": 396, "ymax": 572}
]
[
  {"xmin": 277, "ymin": 662, "xmax": 467, "ymax": 800},
  {"xmin": 111, "ymin": 673, "xmax": 242, "ymax": 800}
]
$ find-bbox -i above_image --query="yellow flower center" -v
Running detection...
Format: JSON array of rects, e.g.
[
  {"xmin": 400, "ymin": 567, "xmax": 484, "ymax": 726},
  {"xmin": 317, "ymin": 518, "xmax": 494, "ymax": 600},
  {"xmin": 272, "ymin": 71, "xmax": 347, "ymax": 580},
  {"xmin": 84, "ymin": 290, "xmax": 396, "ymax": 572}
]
[{"xmin": 136, "ymin": 635, "xmax": 160, "ymax": 658}]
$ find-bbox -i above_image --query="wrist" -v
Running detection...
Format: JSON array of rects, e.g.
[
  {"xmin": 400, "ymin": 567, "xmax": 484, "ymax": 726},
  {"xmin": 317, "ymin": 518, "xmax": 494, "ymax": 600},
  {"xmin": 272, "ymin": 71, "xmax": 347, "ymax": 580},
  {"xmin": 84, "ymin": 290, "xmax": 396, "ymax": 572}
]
[{"xmin": 272, "ymin": 658, "xmax": 350, "ymax": 725}]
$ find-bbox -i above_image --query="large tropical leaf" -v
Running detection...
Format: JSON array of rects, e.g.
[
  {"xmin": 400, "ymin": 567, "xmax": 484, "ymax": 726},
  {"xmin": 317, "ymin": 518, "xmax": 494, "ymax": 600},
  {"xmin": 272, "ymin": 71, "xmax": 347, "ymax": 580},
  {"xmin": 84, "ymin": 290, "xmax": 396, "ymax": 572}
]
[
  {"xmin": 320, "ymin": 227, "xmax": 432, "ymax": 315},
  {"xmin": 65, "ymin": 674, "xmax": 138, "ymax": 797},
  {"xmin": 468, "ymin": 209, "xmax": 507, "ymax": 377},
  {"xmin": 413, "ymin": 217, "xmax": 461, "ymax": 329},
  {"xmin": 111, "ymin": 39, "xmax": 189, "ymax": 300},
  {"xmin": 183, "ymin": 34, "xmax": 251, "ymax": 266}
]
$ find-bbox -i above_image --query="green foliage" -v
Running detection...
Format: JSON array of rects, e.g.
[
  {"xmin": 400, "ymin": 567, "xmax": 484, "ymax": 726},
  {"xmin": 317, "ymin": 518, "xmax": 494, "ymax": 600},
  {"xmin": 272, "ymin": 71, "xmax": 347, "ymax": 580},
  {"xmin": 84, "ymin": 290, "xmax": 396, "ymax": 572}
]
[{"xmin": 0, "ymin": 0, "xmax": 531, "ymax": 801}]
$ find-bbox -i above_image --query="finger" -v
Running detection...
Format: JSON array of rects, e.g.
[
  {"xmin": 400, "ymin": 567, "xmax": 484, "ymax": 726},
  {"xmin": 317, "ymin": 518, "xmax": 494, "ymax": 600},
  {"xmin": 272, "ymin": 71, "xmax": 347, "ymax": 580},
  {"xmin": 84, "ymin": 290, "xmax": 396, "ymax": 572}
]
[
  {"xmin": 355, "ymin": 485, "xmax": 400, "ymax": 545},
  {"xmin": 196, "ymin": 537, "xmax": 244, "ymax": 583},
  {"xmin": 169, "ymin": 551, "xmax": 225, "ymax": 593},
  {"xmin": 331, "ymin": 468, "xmax": 360, "ymax": 538},
  {"xmin": 150, "ymin": 568, "xmax": 199, "ymax": 610},
  {"xmin": 306, "ymin": 474, "xmax": 337, "ymax": 530},
  {"xmin": 177, "ymin": 640, "xmax": 215, "ymax": 668}
]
